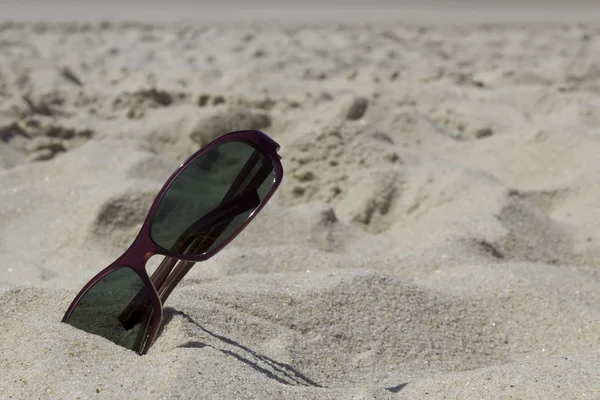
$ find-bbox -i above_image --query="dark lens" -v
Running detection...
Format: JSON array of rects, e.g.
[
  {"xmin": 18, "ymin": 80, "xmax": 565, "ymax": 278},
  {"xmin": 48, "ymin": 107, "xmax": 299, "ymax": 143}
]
[
  {"xmin": 150, "ymin": 140, "xmax": 275, "ymax": 256},
  {"xmin": 66, "ymin": 267, "xmax": 156, "ymax": 352}
]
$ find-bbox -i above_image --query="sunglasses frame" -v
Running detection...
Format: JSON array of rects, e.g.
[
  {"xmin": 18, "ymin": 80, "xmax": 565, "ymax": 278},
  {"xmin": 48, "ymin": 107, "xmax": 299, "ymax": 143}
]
[{"xmin": 62, "ymin": 130, "xmax": 284, "ymax": 355}]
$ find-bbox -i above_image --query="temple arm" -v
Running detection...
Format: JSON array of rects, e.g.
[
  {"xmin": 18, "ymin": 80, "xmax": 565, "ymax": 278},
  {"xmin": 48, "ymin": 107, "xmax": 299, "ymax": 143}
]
[
  {"xmin": 168, "ymin": 189, "xmax": 260, "ymax": 256},
  {"xmin": 118, "ymin": 190, "xmax": 260, "ymax": 329}
]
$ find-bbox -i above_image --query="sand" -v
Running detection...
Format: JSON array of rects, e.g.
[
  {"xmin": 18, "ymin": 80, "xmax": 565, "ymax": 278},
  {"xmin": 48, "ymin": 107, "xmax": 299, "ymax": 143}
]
[{"xmin": 1, "ymin": 2, "xmax": 599, "ymax": 399}]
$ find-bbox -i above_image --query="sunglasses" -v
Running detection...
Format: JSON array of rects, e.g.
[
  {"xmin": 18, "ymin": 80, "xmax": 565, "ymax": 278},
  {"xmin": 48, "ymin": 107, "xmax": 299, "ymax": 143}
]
[{"xmin": 62, "ymin": 130, "xmax": 284, "ymax": 355}]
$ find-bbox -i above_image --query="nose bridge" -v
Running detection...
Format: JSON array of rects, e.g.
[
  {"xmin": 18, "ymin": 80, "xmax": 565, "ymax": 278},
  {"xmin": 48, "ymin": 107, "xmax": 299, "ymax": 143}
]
[{"xmin": 118, "ymin": 230, "xmax": 161, "ymax": 273}]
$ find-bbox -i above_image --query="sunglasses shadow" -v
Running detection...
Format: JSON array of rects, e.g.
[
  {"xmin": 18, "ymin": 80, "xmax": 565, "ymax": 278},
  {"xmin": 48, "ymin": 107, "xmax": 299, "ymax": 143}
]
[{"xmin": 158, "ymin": 307, "xmax": 323, "ymax": 388}]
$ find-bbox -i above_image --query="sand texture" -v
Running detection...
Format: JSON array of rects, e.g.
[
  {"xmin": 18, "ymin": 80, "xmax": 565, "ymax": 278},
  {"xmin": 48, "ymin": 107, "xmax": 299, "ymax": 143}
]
[{"xmin": 1, "ymin": 10, "xmax": 600, "ymax": 400}]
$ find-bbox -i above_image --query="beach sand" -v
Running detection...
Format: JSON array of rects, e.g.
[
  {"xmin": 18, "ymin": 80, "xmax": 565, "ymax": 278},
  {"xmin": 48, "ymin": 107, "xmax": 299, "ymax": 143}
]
[{"xmin": 1, "ymin": 2, "xmax": 599, "ymax": 399}]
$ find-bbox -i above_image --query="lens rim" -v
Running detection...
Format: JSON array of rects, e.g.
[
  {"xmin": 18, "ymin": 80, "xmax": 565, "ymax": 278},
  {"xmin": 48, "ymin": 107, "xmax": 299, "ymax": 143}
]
[
  {"xmin": 141, "ymin": 130, "xmax": 283, "ymax": 262},
  {"xmin": 62, "ymin": 263, "xmax": 163, "ymax": 355}
]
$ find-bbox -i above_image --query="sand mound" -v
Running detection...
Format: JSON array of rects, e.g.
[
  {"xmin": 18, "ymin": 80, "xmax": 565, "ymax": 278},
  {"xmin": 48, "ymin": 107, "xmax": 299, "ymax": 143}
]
[{"xmin": 1, "ymin": 17, "xmax": 599, "ymax": 400}]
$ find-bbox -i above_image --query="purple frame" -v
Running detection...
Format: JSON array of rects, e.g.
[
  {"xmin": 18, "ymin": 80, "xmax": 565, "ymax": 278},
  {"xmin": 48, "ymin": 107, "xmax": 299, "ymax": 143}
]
[{"xmin": 62, "ymin": 130, "xmax": 284, "ymax": 355}]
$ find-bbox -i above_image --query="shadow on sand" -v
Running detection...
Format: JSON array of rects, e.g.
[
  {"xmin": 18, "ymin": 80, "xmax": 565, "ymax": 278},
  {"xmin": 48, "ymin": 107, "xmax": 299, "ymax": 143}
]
[{"xmin": 161, "ymin": 307, "xmax": 323, "ymax": 388}]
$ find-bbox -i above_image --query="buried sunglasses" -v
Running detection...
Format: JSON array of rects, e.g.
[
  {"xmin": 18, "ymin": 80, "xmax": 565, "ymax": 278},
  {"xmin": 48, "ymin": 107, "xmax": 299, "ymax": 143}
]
[{"xmin": 62, "ymin": 130, "xmax": 283, "ymax": 355}]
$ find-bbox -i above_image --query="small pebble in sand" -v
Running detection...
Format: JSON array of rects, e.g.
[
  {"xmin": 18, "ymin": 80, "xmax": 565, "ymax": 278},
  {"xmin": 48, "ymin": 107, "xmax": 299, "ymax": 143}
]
[{"xmin": 346, "ymin": 96, "xmax": 369, "ymax": 120}]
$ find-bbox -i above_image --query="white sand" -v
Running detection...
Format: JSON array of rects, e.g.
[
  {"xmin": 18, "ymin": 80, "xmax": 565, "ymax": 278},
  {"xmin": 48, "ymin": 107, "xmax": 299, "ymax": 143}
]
[{"xmin": 1, "ymin": 2, "xmax": 599, "ymax": 399}]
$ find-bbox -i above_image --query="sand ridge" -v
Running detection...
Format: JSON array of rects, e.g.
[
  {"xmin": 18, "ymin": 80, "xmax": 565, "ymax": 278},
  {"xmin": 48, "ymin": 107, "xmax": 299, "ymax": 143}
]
[{"xmin": 1, "ymin": 16, "xmax": 599, "ymax": 399}]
